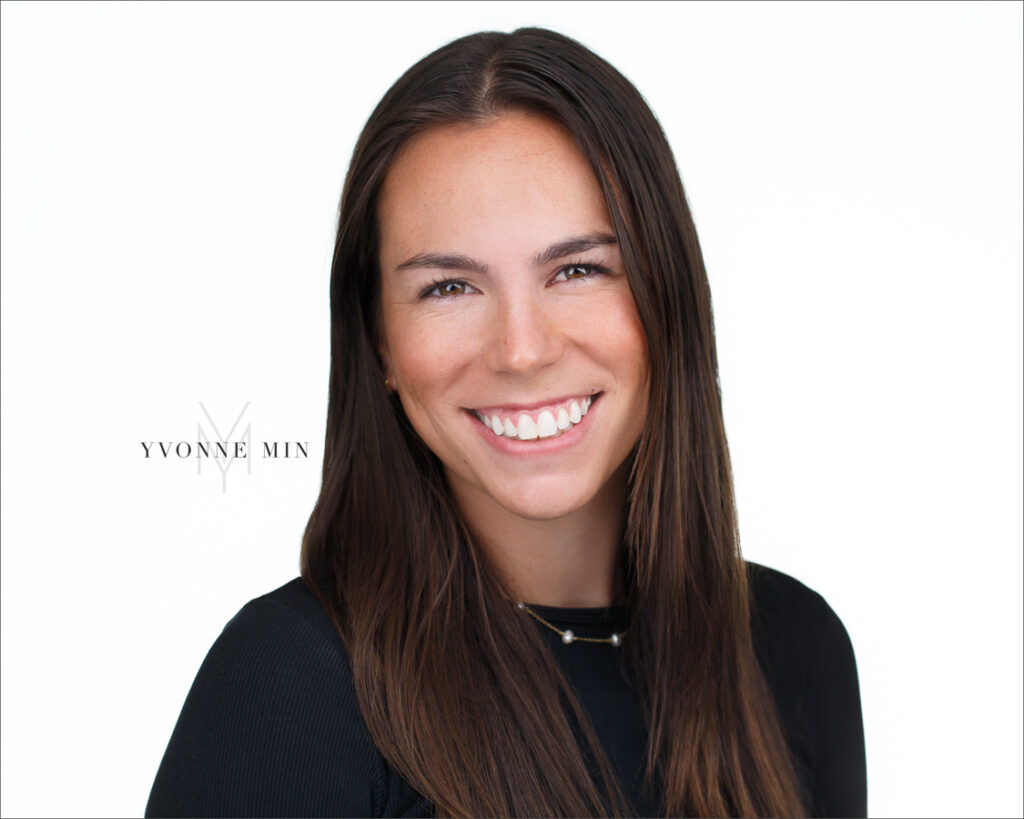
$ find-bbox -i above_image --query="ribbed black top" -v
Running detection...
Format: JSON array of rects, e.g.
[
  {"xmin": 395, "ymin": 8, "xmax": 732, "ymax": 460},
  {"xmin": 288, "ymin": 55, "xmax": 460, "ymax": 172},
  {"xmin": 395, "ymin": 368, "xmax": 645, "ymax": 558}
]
[{"xmin": 145, "ymin": 562, "xmax": 866, "ymax": 817}]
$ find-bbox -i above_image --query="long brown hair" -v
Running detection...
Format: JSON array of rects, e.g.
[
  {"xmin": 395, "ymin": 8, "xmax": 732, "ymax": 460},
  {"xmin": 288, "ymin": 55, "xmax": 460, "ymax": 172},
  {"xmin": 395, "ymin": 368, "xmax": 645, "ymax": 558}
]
[{"xmin": 301, "ymin": 27, "xmax": 805, "ymax": 818}]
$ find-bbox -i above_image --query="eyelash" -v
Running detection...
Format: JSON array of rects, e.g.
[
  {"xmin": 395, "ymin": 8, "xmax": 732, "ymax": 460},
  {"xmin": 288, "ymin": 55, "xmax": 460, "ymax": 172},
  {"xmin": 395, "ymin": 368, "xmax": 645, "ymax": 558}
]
[{"xmin": 419, "ymin": 261, "xmax": 610, "ymax": 300}]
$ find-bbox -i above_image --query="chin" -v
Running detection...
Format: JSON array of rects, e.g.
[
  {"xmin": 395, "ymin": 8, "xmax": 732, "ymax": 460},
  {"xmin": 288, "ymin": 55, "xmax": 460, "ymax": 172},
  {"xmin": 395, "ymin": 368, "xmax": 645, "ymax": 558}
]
[{"xmin": 492, "ymin": 483, "xmax": 602, "ymax": 522}]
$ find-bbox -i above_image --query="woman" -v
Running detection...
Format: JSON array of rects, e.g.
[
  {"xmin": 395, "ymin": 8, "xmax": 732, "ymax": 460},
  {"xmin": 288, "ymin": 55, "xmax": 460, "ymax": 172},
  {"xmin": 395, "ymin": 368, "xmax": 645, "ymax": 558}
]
[{"xmin": 146, "ymin": 27, "xmax": 866, "ymax": 818}]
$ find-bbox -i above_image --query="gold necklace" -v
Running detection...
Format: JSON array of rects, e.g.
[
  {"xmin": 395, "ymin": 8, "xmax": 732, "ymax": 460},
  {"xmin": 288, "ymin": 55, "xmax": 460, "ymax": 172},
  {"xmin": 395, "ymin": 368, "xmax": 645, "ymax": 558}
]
[{"xmin": 516, "ymin": 601, "xmax": 625, "ymax": 646}]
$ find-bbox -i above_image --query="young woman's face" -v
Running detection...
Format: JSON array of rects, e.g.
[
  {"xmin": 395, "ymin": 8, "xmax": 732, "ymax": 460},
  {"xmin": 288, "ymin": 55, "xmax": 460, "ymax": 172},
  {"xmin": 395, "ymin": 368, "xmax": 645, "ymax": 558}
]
[{"xmin": 377, "ymin": 111, "xmax": 649, "ymax": 523}]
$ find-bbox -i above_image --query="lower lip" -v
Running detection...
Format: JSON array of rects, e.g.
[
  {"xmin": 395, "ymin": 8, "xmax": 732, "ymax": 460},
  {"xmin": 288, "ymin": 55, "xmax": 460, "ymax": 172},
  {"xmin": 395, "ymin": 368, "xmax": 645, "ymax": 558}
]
[{"xmin": 466, "ymin": 396, "xmax": 600, "ymax": 457}]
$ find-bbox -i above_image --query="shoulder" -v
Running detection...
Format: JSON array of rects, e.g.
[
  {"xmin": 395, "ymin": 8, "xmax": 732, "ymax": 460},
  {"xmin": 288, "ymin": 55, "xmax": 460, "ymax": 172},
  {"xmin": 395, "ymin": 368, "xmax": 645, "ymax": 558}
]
[
  {"xmin": 744, "ymin": 562, "xmax": 867, "ymax": 818},
  {"xmin": 746, "ymin": 560, "xmax": 831, "ymax": 619},
  {"xmin": 147, "ymin": 579, "xmax": 430, "ymax": 818},
  {"xmin": 745, "ymin": 560, "xmax": 854, "ymax": 666},
  {"xmin": 219, "ymin": 577, "xmax": 352, "ymax": 670},
  {"xmin": 188, "ymin": 578, "xmax": 366, "ymax": 739},
  {"xmin": 744, "ymin": 560, "xmax": 858, "ymax": 700}
]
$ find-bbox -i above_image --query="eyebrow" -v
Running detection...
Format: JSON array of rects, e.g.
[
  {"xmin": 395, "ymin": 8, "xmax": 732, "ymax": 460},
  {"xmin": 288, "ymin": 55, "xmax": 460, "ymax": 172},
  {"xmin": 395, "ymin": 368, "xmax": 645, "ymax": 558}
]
[{"xmin": 393, "ymin": 232, "xmax": 618, "ymax": 275}]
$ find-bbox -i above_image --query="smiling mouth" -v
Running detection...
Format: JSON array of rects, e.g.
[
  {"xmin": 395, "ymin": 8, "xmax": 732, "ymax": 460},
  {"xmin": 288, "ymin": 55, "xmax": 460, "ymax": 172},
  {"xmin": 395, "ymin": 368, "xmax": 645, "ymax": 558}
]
[{"xmin": 469, "ymin": 394, "xmax": 599, "ymax": 441}]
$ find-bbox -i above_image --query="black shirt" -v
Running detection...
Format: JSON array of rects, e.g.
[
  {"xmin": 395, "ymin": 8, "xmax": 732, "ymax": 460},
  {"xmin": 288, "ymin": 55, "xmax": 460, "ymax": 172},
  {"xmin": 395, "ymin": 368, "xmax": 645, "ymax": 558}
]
[{"xmin": 146, "ymin": 562, "xmax": 866, "ymax": 817}]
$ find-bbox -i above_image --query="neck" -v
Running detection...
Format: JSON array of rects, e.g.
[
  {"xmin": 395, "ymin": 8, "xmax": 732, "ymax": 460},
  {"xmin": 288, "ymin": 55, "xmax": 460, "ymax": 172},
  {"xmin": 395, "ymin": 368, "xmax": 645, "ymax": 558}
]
[{"xmin": 449, "ymin": 464, "xmax": 629, "ymax": 609}]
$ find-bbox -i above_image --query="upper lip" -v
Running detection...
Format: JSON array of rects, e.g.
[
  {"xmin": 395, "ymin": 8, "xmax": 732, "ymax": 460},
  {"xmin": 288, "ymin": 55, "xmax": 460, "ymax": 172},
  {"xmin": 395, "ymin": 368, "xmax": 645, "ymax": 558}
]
[{"xmin": 468, "ymin": 393, "xmax": 598, "ymax": 414}]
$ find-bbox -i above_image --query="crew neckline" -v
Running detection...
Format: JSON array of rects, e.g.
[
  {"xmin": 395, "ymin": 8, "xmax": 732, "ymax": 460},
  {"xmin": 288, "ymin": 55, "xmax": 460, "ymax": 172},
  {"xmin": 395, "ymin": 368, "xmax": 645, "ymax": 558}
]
[{"xmin": 520, "ymin": 601, "xmax": 630, "ymax": 626}]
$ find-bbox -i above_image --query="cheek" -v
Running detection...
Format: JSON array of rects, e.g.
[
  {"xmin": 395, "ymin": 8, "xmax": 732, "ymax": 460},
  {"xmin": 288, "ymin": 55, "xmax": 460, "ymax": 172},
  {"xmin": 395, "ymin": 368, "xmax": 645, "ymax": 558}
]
[
  {"xmin": 387, "ymin": 320, "xmax": 468, "ymax": 406},
  {"xmin": 588, "ymin": 294, "xmax": 650, "ymax": 384}
]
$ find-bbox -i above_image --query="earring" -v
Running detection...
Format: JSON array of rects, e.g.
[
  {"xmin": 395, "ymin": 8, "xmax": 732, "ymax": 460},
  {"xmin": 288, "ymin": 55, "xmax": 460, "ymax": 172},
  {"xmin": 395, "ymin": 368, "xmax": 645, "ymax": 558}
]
[{"xmin": 384, "ymin": 376, "xmax": 392, "ymax": 390}]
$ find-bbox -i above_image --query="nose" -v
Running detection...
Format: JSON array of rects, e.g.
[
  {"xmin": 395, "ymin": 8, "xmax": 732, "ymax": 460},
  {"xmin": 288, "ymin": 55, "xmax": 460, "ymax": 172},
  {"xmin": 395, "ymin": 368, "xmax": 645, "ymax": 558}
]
[{"xmin": 486, "ymin": 295, "xmax": 565, "ymax": 375}]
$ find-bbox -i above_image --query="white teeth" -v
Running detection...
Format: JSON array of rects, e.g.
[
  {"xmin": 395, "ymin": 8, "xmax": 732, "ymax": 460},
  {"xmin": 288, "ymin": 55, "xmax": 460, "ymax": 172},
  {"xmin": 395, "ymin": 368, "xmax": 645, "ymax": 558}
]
[
  {"xmin": 475, "ymin": 395, "xmax": 597, "ymax": 442},
  {"xmin": 536, "ymin": 410, "xmax": 557, "ymax": 438},
  {"xmin": 516, "ymin": 414, "xmax": 539, "ymax": 440}
]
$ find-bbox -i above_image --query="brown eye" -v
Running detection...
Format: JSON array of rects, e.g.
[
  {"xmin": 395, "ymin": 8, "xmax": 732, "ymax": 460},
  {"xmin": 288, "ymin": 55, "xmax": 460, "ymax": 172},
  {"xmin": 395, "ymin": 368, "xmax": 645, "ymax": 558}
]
[
  {"xmin": 421, "ymin": 279, "xmax": 477, "ymax": 299},
  {"xmin": 552, "ymin": 263, "xmax": 600, "ymax": 284}
]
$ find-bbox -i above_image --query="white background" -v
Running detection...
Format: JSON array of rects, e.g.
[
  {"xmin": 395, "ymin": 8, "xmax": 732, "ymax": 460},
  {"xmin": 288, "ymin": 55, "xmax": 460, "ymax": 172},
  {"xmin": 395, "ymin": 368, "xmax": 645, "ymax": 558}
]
[{"xmin": 2, "ymin": 2, "xmax": 1021, "ymax": 817}]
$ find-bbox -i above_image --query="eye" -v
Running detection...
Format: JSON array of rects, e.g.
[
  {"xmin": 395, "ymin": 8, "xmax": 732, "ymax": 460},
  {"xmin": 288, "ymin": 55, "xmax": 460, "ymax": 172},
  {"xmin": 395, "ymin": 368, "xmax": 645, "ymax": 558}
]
[
  {"xmin": 551, "ymin": 262, "xmax": 606, "ymax": 284},
  {"xmin": 421, "ymin": 279, "xmax": 477, "ymax": 299}
]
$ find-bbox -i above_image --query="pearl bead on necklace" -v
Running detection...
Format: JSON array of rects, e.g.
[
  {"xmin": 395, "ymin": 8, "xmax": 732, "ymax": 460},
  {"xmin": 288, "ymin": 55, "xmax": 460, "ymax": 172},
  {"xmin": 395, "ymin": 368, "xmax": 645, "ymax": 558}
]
[{"xmin": 515, "ymin": 601, "xmax": 624, "ymax": 647}]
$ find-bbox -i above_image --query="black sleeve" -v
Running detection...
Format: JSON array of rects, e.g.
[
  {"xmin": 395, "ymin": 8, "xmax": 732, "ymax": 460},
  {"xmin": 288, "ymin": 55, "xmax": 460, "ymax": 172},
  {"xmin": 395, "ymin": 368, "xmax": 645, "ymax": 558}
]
[
  {"xmin": 812, "ymin": 600, "xmax": 868, "ymax": 819},
  {"xmin": 145, "ymin": 595, "xmax": 385, "ymax": 818},
  {"xmin": 747, "ymin": 563, "xmax": 868, "ymax": 819}
]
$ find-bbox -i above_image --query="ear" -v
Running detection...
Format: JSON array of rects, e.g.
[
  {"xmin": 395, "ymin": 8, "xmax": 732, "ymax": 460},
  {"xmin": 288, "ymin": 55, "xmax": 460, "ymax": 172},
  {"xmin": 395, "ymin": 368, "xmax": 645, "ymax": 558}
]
[
  {"xmin": 379, "ymin": 342, "xmax": 396, "ymax": 391},
  {"xmin": 372, "ymin": 299, "xmax": 396, "ymax": 391}
]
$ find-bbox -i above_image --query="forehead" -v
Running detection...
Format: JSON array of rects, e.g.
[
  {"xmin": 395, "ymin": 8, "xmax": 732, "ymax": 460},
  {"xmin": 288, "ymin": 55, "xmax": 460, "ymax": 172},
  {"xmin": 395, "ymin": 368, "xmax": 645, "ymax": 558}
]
[{"xmin": 377, "ymin": 112, "xmax": 613, "ymax": 264}]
